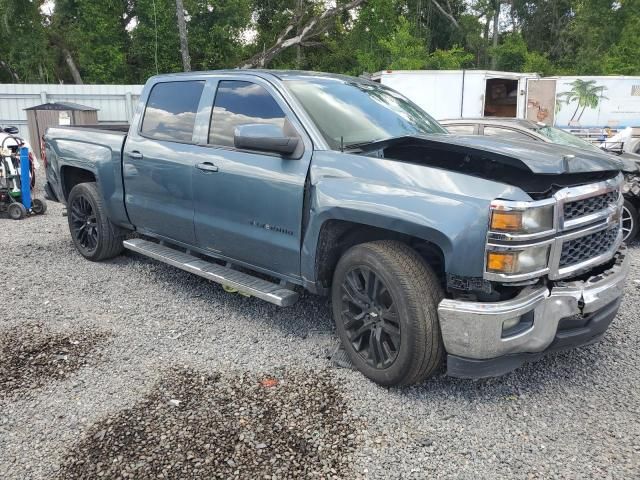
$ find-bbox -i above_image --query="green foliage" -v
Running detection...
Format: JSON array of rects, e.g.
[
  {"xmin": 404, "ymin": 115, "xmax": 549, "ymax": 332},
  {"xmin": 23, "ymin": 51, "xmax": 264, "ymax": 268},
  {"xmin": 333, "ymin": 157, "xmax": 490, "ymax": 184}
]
[
  {"xmin": 378, "ymin": 17, "xmax": 428, "ymax": 70},
  {"xmin": 490, "ymin": 33, "xmax": 528, "ymax": 72},
  {"xmin": 0, "ymin": 0, "xmax": 639, "ymax": 83},
  {"xmin": 424, "ymin": 46, "xmax": 474, "ymax": 70}
]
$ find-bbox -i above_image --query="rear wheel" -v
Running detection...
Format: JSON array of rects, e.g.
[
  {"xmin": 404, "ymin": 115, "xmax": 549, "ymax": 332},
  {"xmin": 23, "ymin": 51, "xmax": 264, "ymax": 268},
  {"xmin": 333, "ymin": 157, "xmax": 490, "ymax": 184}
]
[
  {"xmin": 67, "ymin": 182, "xmax": 124, "ymax": 261},
  {"xmin": 622, "ymin": 199, "xmax": 639, "ymax": 242},
  {"xmin": 32, "ymin": 198, "xmax": 47, "ymax": 215},
  {"xmin": 8, "ymin": 202, "xmax": 27, "ymax": 220},
  {"xmin": 331, "ymin": 240, "xmax": 444, "ymax": 387}
]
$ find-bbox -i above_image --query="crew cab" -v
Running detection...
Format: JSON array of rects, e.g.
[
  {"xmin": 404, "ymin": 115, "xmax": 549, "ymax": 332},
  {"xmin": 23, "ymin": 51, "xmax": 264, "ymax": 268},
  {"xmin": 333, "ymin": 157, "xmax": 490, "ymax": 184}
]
[{"xmin": 44, "ymin": 71, "xmax": 629, "ymax": 386}]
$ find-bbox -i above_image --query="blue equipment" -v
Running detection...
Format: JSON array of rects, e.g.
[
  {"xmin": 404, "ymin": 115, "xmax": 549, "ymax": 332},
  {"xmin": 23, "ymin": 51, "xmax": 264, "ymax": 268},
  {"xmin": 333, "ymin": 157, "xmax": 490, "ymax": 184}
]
[{"xmin": 0, "ymin": 131, "xmax": 46, "ymax": 220}]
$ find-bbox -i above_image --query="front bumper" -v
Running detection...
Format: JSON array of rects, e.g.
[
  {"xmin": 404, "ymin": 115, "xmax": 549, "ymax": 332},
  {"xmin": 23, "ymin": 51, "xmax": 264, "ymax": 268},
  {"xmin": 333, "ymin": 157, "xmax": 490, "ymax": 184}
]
[{"xmin": 438, "ymin": 247, "xmax": 630, "ymax": 378}]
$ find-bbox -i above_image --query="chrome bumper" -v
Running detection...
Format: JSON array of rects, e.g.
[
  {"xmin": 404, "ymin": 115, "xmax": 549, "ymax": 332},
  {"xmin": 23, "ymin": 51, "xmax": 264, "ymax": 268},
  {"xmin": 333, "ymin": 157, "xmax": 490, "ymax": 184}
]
[{"xmin": 438, "ymin": 247, "xmax": 630, "ymax": 360}]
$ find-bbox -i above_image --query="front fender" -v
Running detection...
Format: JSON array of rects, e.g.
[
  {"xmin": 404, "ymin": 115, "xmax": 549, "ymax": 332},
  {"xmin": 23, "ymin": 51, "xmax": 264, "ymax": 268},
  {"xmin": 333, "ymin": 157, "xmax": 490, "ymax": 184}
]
[{"xmin": 301, "ymin": 152, "xmax": 531, "ymax": 286}]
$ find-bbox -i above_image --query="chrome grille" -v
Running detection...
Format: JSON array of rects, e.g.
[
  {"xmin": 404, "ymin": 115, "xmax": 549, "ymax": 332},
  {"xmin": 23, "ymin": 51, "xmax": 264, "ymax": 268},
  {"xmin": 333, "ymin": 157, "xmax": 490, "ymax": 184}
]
[
  {"xmin": 559, "ymin": 227, "xmax": 619, "ymax": 268},
  {"xmin": 563, "ymin": 190, "xmax": 619, "ymax": 221}
]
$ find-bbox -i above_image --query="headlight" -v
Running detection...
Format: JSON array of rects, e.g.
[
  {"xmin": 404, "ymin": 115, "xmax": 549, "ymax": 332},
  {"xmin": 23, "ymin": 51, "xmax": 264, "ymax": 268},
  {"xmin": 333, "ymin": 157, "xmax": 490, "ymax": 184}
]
[
  {"xmin": 490, "ymin": 202, "xmax": 554, "ymax": 235},
  {"xmin": 486, "ymin": 245, "xmax": 550, "ymax": 275}
]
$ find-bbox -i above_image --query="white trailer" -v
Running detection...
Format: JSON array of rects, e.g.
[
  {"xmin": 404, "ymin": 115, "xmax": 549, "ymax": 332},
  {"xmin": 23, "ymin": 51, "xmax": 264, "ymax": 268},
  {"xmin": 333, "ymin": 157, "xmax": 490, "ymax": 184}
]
[
  {"xmin": 372, "ymin": 69, "xmax": 539, "ymax": 120},
  {"xmin": 372, "ymin": 70, "xmax": 640, "ymax": 136}
]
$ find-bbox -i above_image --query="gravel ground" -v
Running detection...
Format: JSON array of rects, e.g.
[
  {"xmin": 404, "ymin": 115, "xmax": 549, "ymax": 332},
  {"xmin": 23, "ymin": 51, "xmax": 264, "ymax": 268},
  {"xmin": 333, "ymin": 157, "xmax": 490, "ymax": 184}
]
[{"xmin": 1, "ymin": 200, "xmax": 639, "ymax": 479}]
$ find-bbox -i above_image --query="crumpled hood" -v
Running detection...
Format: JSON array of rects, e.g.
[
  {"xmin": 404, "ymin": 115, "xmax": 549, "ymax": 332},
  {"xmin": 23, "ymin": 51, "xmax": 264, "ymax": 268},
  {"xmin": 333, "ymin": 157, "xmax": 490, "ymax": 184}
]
[
  {"xmin": 618, "ymin": 152, "xmax": 640, "ymax": 172},
  {"xmin": 415, "ymin": 133, "xmax": 624, "ymax": 174}
]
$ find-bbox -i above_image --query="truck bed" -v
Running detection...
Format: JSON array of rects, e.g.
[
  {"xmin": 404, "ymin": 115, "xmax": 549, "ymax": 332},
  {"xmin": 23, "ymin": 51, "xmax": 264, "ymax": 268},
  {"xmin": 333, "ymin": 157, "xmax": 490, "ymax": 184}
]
[{"xmin": 44, "ymin": 126, "xmax": 130, "ymax": 227}]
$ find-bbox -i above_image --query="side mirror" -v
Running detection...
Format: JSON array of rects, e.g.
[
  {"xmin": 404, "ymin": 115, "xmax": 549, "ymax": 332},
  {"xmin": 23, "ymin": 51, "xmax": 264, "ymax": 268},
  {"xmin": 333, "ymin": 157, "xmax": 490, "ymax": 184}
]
[
  {"xmin": 234, "ymin": 124, "xmax": 299, "ymax": 156},
  {"xmin": 3, "ymin": 126, "xmax": 19, "ymax": 135}
]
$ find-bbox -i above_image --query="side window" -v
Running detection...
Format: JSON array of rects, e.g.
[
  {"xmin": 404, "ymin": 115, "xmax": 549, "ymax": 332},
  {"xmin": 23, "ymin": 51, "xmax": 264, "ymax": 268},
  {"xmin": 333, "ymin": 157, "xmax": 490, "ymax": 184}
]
[
  {"xmin": 209, "ymin": 80, "xmax": 286, "ymax": 148},
  {"xmin": 483, "ymin": 126, "xmax": 535, "ymax": 142},
  {"xmin": 140, "ymin": 81, "xmax": 204, "ymax": 143},
  {"xmin": 446, "ymin": 124, "xmax": 475, "ymax": 135}
]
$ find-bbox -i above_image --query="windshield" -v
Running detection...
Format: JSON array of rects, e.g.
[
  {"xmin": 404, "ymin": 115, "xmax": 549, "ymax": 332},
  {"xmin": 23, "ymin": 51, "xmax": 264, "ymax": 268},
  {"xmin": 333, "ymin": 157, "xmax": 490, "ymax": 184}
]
[
  {"xmin": 285, "ymin": 77, "xmax": 446, "ymax": 150},
  {"xmin": 536, "ymin": 126, "xmax": 604, "ymax": 154}
]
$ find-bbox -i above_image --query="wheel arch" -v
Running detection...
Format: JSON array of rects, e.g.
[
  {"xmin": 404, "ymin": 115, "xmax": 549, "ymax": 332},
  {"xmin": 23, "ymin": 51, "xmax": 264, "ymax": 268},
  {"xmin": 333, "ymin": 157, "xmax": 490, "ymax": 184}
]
[
  {"xmin": 60, "ymin": 165, "xmax": 97, "ymax": 201},
  {"xmin": 302, "ymin": 214, "xmax": 451, "ymax": 294}
]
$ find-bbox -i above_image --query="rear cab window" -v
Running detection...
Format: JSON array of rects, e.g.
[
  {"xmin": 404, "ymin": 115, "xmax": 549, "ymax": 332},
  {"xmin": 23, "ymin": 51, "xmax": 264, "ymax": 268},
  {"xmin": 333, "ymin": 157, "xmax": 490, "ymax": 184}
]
[
  {"xmin": 209, "ymin": 80, "xmax": 286, "ymax": 148},
  {"xmin": 140, "ymin": 81, "xmax": 205, "ymax": 143}
]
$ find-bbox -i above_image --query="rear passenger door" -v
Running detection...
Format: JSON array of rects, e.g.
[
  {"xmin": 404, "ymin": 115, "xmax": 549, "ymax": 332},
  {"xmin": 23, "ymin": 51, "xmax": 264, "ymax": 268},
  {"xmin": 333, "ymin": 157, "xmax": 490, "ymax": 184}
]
[
  {"xmin": 192, "ymin": 77, "xmax": 313, "ymax": 279},
  {"xmin": 123, "ymin": 80, "xmax": 206, "ymax": 244}
]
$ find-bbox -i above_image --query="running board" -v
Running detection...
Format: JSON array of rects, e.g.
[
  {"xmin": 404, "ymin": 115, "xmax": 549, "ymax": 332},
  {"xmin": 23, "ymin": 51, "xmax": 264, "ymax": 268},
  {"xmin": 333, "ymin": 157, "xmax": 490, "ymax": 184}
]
[{"xmin": 123, "ymin": 238, "xmax": 299, "ymax": 307}]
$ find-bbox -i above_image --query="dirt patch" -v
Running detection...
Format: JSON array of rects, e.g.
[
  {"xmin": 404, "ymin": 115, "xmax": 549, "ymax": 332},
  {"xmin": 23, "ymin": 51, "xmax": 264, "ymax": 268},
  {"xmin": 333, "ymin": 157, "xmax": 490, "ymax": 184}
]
[
  {"xmin": 0, "ymin": 323, "xmax": 109, "ymax": 396},
  {"xmin": 57, "ymin": 368, "xmax": 360, "ymax": 479}
]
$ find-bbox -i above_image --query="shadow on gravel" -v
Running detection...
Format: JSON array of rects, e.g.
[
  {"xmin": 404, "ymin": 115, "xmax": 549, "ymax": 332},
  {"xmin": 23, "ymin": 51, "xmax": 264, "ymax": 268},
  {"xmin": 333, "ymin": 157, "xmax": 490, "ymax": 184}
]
[
  {"xmin": 0, "ymin": 323, "xmax": 109, "ymax": 397},
  {"xmin": 56, "ymin": 368, "xmax": 359, "ymax": 479},
  {"xmin": 124, "ymin": 250, "xmax": 335, "ymax": 339}
]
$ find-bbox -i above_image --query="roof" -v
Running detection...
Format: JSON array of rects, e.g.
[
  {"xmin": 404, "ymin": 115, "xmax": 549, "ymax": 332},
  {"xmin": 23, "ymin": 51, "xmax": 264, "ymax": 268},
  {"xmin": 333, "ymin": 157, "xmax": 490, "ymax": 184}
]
[
  {"xmin": 440, "ymin": 118, "xmax": 541, "ymax": 129},
  {"xmin": 24, "ymin": 102, "xmax": 99, "ymax": 112},
  {"xmin": 149, "ymin": 69, "xmax": 371, "ymax": 84}
]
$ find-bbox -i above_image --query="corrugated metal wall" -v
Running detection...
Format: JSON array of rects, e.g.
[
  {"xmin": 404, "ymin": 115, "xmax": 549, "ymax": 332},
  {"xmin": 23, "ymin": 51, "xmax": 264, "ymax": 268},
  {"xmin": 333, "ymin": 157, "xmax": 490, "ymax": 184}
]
[{"xmin": 0, "ymin": 84, "xmax": 144, "ymax": 146}]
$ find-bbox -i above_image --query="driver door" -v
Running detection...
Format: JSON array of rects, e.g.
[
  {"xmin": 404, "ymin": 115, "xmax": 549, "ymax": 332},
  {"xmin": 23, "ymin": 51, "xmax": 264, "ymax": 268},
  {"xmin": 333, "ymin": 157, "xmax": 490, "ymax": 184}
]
[{"xmin": 192, "ymin": 77, "xmax": 313, "ymax": 279}]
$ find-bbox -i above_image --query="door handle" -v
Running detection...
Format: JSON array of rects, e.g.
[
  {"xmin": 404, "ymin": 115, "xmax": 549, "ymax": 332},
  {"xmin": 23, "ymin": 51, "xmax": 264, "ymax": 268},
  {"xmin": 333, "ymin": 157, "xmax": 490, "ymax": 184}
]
[
  {"xmin": 196, "ymin": 162, "xmax": 219, "ymax": 173},
  {"xmin": 129, "ymin": 150, "xmax": 143, "ymax": 160}
]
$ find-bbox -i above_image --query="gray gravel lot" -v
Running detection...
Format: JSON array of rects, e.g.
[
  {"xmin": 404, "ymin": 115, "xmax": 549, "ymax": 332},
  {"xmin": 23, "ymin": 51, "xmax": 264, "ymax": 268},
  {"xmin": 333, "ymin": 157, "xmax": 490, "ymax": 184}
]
[{"xmin": 1, "ymin": 200, "xmax": 639, "ymax": 479}]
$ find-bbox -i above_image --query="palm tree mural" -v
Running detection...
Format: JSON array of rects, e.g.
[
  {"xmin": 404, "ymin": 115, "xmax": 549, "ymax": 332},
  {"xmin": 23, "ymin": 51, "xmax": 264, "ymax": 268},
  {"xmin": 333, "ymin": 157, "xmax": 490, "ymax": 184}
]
[{"xmin": 557, "ymin": 79, "xmax": 608, "ymax": 125}]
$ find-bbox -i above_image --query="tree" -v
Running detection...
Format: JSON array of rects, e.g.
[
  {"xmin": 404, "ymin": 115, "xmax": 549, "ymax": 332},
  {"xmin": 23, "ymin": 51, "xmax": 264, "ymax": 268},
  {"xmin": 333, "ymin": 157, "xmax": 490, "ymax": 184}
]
[
  {"xmin": 239, "ymin": 0, "xmax": 368, "ymax": 68},
  {"xmin": 424, "ymin": 46, "xmax": 474, "ymax": 69},
  {"xmin": 175, "ymin": 0, "xmax": 191, "ymax": 71},
  {"xmin": 379, "ymin": 16, "xmax": 428, "ymax": 70},
  {"xmin": 557, "ymin": 79, "xmax": 608, "ymax": 124}
]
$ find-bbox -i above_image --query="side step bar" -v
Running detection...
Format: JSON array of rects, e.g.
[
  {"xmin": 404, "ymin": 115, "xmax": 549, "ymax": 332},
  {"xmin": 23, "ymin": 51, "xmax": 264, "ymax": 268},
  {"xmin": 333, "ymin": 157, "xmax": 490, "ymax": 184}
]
[{"xmin": 123, "ymin": 238, "xmax": 299, "ymax": 307}]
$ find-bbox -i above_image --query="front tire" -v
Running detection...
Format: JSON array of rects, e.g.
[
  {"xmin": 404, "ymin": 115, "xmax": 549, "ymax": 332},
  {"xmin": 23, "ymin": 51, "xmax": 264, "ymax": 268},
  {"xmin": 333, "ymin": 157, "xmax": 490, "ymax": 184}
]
[
  {"xmin": 67, "ymin": 182, "xmax": 124, "ymax": 261},
  {"xmin": 331, "ymin": 241, "xmax": 444, "ymax": 387},
  {"xmin": 622, "ymin": 199, "xmax": 639, "ymax": 243}
]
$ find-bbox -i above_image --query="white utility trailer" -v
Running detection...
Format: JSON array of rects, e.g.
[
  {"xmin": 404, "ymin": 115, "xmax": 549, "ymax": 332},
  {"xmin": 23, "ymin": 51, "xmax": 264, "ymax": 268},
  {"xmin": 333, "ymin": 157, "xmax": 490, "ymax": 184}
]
[
  {"xmin": 373, "ymin": 71, "xmax": 640, "ymax": 130},
  {"xmin": 372, "ymin": 70, "xmax": 539, "ymax": 120}
]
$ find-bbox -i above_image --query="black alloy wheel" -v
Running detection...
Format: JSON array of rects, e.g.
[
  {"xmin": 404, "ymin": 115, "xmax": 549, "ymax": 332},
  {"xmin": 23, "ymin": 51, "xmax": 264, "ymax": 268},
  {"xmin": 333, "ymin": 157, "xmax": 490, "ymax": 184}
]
[
  {"xmin": 70, "ymin": 194, "xmax": 99, "ymax": 254},
  {"xmin": 340, "ymin": 266, "xmax": 401, "ymax": 369}
]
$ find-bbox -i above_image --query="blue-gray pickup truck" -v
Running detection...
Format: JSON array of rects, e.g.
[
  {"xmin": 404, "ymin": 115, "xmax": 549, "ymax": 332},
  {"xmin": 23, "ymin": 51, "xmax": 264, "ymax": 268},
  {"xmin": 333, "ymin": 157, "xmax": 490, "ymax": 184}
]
[{"xmin": 44, "ymin": 70, "xmax": 629, "ymax": 386}]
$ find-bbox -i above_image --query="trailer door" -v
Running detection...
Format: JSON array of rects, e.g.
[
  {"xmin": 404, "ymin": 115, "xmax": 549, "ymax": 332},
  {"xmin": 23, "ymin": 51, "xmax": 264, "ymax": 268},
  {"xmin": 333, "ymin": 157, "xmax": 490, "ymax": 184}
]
[{"xmin": 525, "ymin": 79, "xmax": 557, "ymax": 125}]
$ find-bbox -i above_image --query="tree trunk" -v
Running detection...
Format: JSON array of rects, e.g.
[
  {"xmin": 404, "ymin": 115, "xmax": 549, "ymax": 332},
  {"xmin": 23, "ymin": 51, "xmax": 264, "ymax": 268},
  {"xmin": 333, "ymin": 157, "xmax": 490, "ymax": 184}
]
[
  {"xmin": 490, "ymin": 3, "xmax": 500, "ymax": 70},
  {"xmin": 62, "ymin": 48, "xmax": 83, "ymax": 84},
  {"xmin": 175, "ymin": 0, "xmax": 191, "ymax": 72},
  {"xmin": 296, "ymin": 0, "xmax": 303, "ymax": 69},
  {"xmin": 483, "ymin": 16, "xmax": 490, "ymax": 67},
  {"xmin": 577, "ymin": 105, "xmax": 588, "ymax": 122},
  {"xmin": 570, "ymin": 102, "xmax": 581, "ymax": 122},
  {"xmin": 0, "ymin": 60, "xmax": 20, "ymax": 82}
]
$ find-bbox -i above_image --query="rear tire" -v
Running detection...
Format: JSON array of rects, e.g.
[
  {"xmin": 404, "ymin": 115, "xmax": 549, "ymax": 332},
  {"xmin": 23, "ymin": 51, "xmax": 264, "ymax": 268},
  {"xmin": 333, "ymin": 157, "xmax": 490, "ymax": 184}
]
[
  {"xmin": 67, "ymin": 182, "xmax": 124, "ymax": 261},
  {"xmin": 622, "ymin": 199, "xmax": 639, "ymax": 242},
  {"xmin": 32, "ymin": 198, "xmax": 47, "ymax": 215},
  {"xmin": 331, "ymin": 240, "xmax": 444, "ymax": 387},
  {"xmin": 8, "ymin": 202, "xmax": 27, "ymax": 220}
]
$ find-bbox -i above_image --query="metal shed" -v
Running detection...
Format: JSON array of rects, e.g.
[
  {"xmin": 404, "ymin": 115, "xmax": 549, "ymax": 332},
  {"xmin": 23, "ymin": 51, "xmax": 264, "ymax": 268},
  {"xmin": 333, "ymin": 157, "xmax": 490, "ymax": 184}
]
[{"xmin": 24, "ymin": 102, "xmax": 99, "ymax": 156}]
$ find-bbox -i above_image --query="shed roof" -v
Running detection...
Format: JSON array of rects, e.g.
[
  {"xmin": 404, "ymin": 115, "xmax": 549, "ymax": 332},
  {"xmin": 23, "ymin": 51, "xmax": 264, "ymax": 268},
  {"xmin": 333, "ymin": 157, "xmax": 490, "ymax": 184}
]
[{"xmin": 24, "ymin": 102, "xmax": 99, "ymax": 112}]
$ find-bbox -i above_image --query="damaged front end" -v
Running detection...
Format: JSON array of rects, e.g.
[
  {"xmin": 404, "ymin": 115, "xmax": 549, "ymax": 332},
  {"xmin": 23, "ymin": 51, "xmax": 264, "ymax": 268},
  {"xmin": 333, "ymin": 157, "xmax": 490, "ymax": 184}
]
[
  {"xmin": 438, "ymin": 248, "xmax": 629, "ymax": 378},
  {"xmin": 436, "ymin": 173, "xmax": 628, "ymax": 378}
]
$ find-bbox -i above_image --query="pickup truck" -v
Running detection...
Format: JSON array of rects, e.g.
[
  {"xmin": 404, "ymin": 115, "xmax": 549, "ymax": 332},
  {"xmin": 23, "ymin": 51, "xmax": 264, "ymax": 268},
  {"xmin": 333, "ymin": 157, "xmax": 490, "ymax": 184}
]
[{"xmin": 44, "ymin": 70, "xmax": 630, "ymax": 386}]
